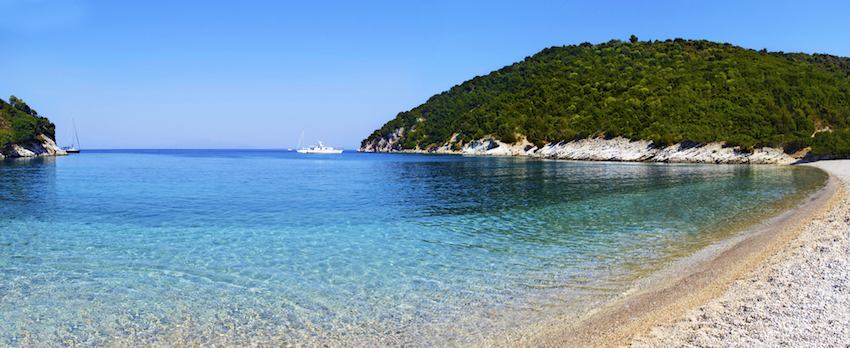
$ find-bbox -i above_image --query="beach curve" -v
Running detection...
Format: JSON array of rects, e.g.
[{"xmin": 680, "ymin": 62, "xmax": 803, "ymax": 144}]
[
  {"xmin": 624, "ymin": 160, "xmax": 850, "ymax": 347},
  {"xmin": 522, "ymin": 160, "xmax": 849, "ymax": 347}
]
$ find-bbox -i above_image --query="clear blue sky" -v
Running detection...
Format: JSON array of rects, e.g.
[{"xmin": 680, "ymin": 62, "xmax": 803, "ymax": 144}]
[{"xmin": 3, "ymin": 0, "xmax": 849, "ymax": 149}]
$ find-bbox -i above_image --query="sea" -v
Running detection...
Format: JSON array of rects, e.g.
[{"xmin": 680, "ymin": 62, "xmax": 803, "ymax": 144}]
[{"xmin": 0, "ymin": 150, "xmax": 827, "ymax": 346}]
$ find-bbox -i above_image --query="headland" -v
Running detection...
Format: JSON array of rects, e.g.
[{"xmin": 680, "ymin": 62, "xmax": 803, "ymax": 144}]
[{"xmin": 1, "ymin": 96, "xmax": 65, "ymax": 158}]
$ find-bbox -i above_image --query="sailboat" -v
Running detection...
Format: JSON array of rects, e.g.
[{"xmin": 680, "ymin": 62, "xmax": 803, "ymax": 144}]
[
  {"xmin": 295, "ymin": 131, "xmax": 343, "ymax": 154},
  {"xmin": 62, "ymin": 117, "xmax": 81, "ymax": 153}
]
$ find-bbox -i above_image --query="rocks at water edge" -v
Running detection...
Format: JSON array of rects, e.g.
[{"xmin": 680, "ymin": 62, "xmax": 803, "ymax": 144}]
[
  {"xmin": 358, "ymin": 135, "xmax": 799, "ymax": 164},
  {"xmin": 0, "ymin": 134, "xmax": 67, "ymax": 158},
  {"xmin": 534, "ymin": 137, "xmax": 797, "ymax": 164}
]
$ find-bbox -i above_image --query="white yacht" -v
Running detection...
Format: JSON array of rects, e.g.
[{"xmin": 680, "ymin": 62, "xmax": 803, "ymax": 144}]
[
  {"xmin": 297, "ymin": 141, "xmax": 344, "ymax": 154},
  {"xmin": 295, "ymin": 132, "xmax": 343, "ymax": 154}
]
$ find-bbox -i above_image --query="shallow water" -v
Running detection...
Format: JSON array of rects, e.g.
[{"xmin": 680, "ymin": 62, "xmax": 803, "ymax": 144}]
[{"xmin": 0, "ymin": 151, "xmax": 827, "ymax": 346}]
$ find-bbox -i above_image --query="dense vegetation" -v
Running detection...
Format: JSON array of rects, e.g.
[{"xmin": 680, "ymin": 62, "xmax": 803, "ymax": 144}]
[
  {"xmin": 0, "ymin": 96, "xmax": 56, "ymax": 149},
  {"xmin": 363, "ymin": 37, "xmax": 850, "ymax": 157}
]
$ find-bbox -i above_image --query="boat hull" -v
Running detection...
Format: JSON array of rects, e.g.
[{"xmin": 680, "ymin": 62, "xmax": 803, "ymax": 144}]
[
  {"xmin": 297, "ymin": 148, "xmax": 343, "ymax": 154},
  {"xmin": 297, "ymin": 140, "xmax": 343, "ymax": 154}
]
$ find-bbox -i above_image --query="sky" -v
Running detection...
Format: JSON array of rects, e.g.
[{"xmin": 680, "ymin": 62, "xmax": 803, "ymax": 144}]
[{"xmin": 2, "ymin": 0, "xmax": 849, "ymax": 150}]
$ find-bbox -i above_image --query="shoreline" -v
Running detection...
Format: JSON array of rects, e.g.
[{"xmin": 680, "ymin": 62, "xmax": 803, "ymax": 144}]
[
  {"xmin": 626, "ymin": 159, "xmax": 850, "ymax": 346},
  {"xmin": 521, "ymin": 160, "xmax": 846, "ymax": 347},
  {"xmin": 359, "ymin": 136, "xmax": 814, "ymax": 164}
]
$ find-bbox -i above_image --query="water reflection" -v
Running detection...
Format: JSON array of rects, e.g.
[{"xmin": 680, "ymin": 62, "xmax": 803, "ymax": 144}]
[
  {"xmin": 0, "ymin": 156, "xmax": 58, "ymax": 220},
  {"xmin": 377, "ymin": 157, "xmax": 826, "ymax": 276},
  {"xmin": 378, "ymin": 157, "xmax": 823, "ymax": 220},
  {"xmin": 0, "ymin": 156, "xmax": 59, "ymax": 252}
]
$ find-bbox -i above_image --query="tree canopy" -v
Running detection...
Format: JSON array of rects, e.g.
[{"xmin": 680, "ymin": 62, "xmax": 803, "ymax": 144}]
[
  {"xmin": 0, "ymin": 96, "xmax": 56, "ymax": 149},
  {"xmin": 363, "ymin": 38, "xmax": 850, "ymax": 158}
]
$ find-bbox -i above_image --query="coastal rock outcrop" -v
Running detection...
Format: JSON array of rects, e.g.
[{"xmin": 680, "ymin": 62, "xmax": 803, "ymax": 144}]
[
  {"xmin": 533, "ymin": 138, "xmax": 797, "ymax": 164},
  {"xmin": 1, "ymin": 134, "xmax": 67, "ymax": 158},
  {"xmin": 358, "ymin": 132, "xmax": 798, "ymax": 164},
  {"xmin": 460, "ymin": 137, "xmax": 538, "ymax": 156},
  {"xmin": 366, "ymin": 127, "xmax": 405, "ymax": 153},
  {"xmin": 533, "ymin": 137, "xmax": 656, "ymax": 162}
]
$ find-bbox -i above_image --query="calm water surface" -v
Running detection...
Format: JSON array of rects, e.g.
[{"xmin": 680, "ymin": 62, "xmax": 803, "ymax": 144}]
[{"xmin": 0, "ymin": 150, "xmax": 827, "ymax": 346}]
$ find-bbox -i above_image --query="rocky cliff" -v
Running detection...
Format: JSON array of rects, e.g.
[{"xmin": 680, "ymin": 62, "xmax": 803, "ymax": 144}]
[
  {"xmin": 358, "ymin": 133, "xmax": 799, "ymax": 164},
  {"xmin": 1, "ymin": 134, "xmax": 67, "ymax": 158}
]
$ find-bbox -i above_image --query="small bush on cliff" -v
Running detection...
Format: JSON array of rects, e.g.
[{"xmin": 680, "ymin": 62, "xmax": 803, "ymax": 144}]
[
  {"xmin": 0, "ymin": 130, "xmax": 11, "ymax": 148},
  {"xmin": 811, "ymin": 130, "xmax": 850, "ymax": 158}
]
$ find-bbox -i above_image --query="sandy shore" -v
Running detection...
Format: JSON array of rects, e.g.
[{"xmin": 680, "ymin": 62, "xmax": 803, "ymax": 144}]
[
  {"xmin": 523, "ymin": 160, "xmax": 849, "ymax": 347},
  {"xmin": 625, "ymin": 160, "xmax": 850, "ymax": 347}
]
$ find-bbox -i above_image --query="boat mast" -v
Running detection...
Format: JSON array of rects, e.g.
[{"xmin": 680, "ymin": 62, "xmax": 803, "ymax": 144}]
[
  {"xmin": 296, "ymin": 131, "xmax": 305, "ymax": 150},
  {"xmin": 72, "ymin": 117, "xmax": 81, "ymax": 150}
]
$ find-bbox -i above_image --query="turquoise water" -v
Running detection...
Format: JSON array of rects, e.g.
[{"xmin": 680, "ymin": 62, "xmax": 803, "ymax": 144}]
[{"xmin": 0, "ymin": 150, "xmax": 826, "ymax": 346}]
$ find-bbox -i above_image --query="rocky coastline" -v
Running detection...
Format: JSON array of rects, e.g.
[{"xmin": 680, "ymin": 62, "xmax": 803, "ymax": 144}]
[
  {"xmin": 0, "ymin": 134, "xmax": 67, "ymax": 159},
  {"xmin": 359, "ymin": 134, "xmax": 803, "ymax": 164}
]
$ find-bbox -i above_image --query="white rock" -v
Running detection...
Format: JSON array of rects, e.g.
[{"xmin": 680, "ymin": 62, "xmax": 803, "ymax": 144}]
[
  {"xmin": 0, "ymin": 134, "xmax": 67, "ymax": 158},
  {"xmin": 358, "ymin": 128, "xmax": 799, "ymax": 164}
]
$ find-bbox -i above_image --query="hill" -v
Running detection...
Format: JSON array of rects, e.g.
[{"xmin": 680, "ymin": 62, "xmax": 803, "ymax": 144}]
[
  {"xmin": 360, "ymin": 37, "xmax": 850, "ymax": 159},
  {"xmin": 0, "ymin": 95, "xmax": 64, "ymax": 158}
]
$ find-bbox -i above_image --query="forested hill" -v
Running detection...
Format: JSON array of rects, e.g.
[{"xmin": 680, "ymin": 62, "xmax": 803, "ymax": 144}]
[
  {"xmin": 362, "ymin": 37, "xmax": 850, "ymax": 157},
  {"xmin": 0, "ymin": 96, "xmax": 57, "ymax": 148}
]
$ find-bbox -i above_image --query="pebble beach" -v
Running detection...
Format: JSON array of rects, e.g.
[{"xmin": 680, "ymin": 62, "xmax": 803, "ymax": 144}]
[{"xmin": 627, "ymin": 160, "xmax": 850, "ymax": 347}]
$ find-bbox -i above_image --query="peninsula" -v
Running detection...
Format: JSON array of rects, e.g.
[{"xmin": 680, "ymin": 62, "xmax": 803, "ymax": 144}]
[
  {"xmin": 0, "ymin": 95, "xmax": 66, "ymax": 158},
  {"xmin": 360, "ymin": 38, "xmax": 850, "ymax": 163}
]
